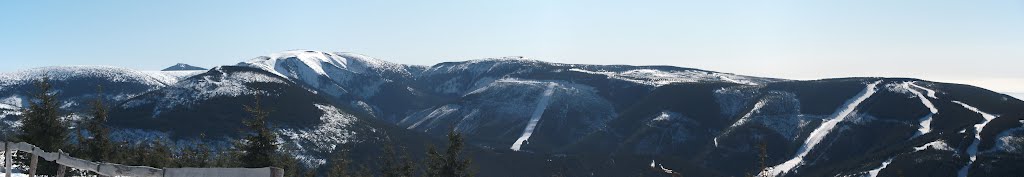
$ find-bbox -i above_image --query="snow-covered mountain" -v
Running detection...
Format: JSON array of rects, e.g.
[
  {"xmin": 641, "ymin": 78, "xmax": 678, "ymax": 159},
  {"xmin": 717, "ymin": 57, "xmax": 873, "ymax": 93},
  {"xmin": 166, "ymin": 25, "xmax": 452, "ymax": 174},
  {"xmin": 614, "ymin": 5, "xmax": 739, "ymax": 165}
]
[{"xmin": 1, "ymin": 50, "xmax": 1022, "ymax": 177}]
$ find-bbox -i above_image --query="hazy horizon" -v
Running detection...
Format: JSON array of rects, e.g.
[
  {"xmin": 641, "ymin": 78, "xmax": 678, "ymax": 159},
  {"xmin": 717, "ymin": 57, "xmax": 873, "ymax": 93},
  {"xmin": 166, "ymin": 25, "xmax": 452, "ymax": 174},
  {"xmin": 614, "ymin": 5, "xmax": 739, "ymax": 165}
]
[{"xmin": 2, "ymin": 1, "xmax": 1022, "ymax": 94}]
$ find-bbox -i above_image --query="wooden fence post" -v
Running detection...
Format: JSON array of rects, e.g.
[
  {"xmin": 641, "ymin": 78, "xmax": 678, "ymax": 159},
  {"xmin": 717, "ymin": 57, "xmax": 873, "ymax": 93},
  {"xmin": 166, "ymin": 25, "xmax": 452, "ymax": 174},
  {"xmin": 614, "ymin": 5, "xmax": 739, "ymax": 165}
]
[
  {"xmin": 55, "ymin": 165, "xmax": 66, "ymax": 177},
  {"xmin": 4, "ymin": 142, "xmax": 10, "ymax": 177},
  {"xmin": 28, "ymin": 152, "xmax": 38, "ymax": 177}
]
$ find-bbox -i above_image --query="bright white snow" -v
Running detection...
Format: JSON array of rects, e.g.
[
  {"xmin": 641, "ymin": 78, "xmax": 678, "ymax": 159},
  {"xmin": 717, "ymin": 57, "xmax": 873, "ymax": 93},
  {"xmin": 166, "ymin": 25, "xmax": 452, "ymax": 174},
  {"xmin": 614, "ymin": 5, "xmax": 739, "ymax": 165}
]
[
  {"xmin": 904, "ymin": 82, "xmax": 938, "ymax": 137},
  {"xmin": 277, "ymin": 104, "xmax": 358, "ymax": 166},
  {"xmin": 714, "ymin": 100, "xmax": 766, "ymax": 147},
  {"xmin": 510, "ymin": 82, "xmax": 558, "ymax": 151},
  {"xmin": 909, "ymin": 82, "xmax": 938, "ymax": 99},
  {"xmin": 569, "ymin": 68, "xmax": 769, "ymax": 87},
  {"xmin": 953, "ymin": 100, "xmax": 998, "ymax": 177},
  {"xmin": 867, "ymin": 157, "xmax": 895, "ymax": 177},
  {"xmin": 0, "ymin": 66, "xmax": 173, "ymax": 88},
  {"xmin": 649, "ymin": 160, "xmax": 675, "ymax": 174},
  {"xmin": 913, "ymin": 140, "xmax": 954, "ymax": 151},
  {"xmin": 761, "ymin": 81, "xmax": 881, "ymax": 177}
]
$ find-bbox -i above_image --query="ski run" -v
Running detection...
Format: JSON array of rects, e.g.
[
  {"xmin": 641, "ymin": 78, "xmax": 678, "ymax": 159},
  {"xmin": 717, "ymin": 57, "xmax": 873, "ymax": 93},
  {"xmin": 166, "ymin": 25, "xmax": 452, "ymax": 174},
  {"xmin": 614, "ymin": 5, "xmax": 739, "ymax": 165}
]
[
  {"xmin": 511, "ymin": 82, "xmax": 558, "ymax": 151},
  {"xmin": 761, "ymin": 81, "xmax": 881, "ymax": 177},
  {"xmin": 953, "ymin": 101, "xmax": 997, "ymax": 177}
]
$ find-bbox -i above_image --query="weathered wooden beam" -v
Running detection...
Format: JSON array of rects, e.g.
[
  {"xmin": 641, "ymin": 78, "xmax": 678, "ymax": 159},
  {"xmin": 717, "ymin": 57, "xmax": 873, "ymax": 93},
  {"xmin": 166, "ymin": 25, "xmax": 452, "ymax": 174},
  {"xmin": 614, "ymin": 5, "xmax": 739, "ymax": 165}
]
[
  {"xmin": 2, "ymin": 141, "xmax": 287, "ymax": 177},
  {"xmin": 4, "ymin": 142, "xmax": 11, "ymax": 177},
  {"xmin": 28, "ymin": 153, "xmax": 38, "ymax": 177}
]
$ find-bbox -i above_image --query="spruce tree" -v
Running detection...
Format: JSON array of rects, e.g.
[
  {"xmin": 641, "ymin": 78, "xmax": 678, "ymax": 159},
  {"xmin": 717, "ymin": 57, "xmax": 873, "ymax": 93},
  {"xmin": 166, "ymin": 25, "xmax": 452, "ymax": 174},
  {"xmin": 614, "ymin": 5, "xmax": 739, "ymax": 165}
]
[
  {"xmin": 424, "ymin": 145, "xmax": 444, "ymax": 177},
  {"xmin": 424, "ymin": 129, "xmax": 473, "ymax": 177},
  {"xmin": 85, "ymin": 86, "xmax": 113, "ymax": 162},
  {"xmin": 16, "ymin": 78, "xmax": 68, "ymax": 175},
  {"xmin": 327, "ymin": 150, "xmax": 352, "ymax": 177},
  {"xmin": 380, "ymin": 140, "xmax": 415, "ymax": 177},
  {"xmin": 239, "ymin": 97, "xmax": 279, "ymax": 168}
]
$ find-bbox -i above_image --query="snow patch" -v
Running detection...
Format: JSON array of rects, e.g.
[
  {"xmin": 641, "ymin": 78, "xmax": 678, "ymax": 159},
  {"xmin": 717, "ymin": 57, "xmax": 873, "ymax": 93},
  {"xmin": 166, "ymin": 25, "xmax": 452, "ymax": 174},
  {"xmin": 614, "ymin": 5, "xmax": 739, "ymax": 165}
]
[
  {"xmin": 652, "ymin": 111, "xmax": 677, "ymax": 122},
  {"xmin": 761, "ymin": 80, "xmax": 881, "ymax": 177},
  {"xmin": 952, "ymin": 100, "xmax": 998, "ymax": 177},
  {"xmin": 714, "ymin": 100, "xmax": 766, "ymax": 147},
  {"xmin": 650, "ymin": 160, "xmax": 675, "ymax": 174},
  {"xmin": 904, "ymin": 82, "xmax": 938, "ymax": 137},
  {"xmin": 909, "ymin": 82, "xmax": 938, "ymax": 99},
  {"xmin": 569, "ymin": 68, "xmax": 769, "ymax": 87},
  {"xmin": 991, "ymin": 128, "xmax": 1024, "ymax": 153},
  {"xmin": 867, "ymin": 157, "xmax": 895, "ymax": 177},
  {"xmin": 913, "ymin": 140, "xmax": 954, "ymax": 151},
  {"xmin": 511, "ymin": 82, "xmax": 558, "ymax": 151},
  {"xmin": 278, "ymin": 104, "xmax": 358, "ymax": 166}
]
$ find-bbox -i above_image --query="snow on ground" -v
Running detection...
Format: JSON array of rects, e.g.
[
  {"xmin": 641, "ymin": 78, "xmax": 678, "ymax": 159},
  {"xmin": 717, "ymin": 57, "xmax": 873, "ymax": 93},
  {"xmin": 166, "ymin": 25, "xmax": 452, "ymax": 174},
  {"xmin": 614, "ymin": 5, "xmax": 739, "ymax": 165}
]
[
  {"xmin": 0, "ymin": 172, "xmax": 28, "ymax": 177},
  {"xmin": 991, "ymin": 127, "xmax": 1024, "ymax": 153},
  {"xmin": 761, "ymin": 81, "xmax": 881, "ymax": 177},
  {"xmin": 0, "ymin": 66, "xmax": 173, "ymax": 87},
  {"xmin": 914, "ymin": 140, "xmax": 955, "ymax": 151},
  {"xmin": 121, "ymin": 68, "xmax": 289, "ymax": 118},
  {"xmin": 952, "ymin": 100, "xmax": 998, "ymax": 177},
  {"xmin": 649, "ymin": 160, "xmax": 675, "ymax": 174},
  {"xmin": 714, "ymin": 100, "xmax": 766, "ymax": 147},
  {"xmin": 866, "ymin": 157, "xmax": 895, "ymax": 177},
  {"xmin": 144, "ymin": 70, "xmax": 204, "ymax": 83},
  {"xmin": 909, "ymin": 82, "xmax": 938, "ymax": 99},
  {"xmin": 651, "ymin": 111, "xmax": 677, "ymax": 122},
  {"xmin": 278, "ymin": 104, "xmax": 359, "ymax": 166},
  {"xmin": 407, "ymin": 104, "xmax": 461, "ymax": 130},
  {"xmin": 511, "ymin": 82, "xmax": 558, "ymax": 151},
  {"xmin": 904, "ymin": 82, "xmax": 938, "ymax": 137},
  {"xmin": 569, "ymin": 68, "xmax": 766, "ymax": 87}
]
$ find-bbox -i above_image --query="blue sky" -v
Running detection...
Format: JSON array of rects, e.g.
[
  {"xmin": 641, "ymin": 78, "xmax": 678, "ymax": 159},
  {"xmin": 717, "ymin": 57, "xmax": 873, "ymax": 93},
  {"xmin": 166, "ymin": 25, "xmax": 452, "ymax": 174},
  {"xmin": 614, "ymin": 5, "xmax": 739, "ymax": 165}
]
[{"xmin": 2, "ymin": 0, "xmax": 1023, "ymax": 93}]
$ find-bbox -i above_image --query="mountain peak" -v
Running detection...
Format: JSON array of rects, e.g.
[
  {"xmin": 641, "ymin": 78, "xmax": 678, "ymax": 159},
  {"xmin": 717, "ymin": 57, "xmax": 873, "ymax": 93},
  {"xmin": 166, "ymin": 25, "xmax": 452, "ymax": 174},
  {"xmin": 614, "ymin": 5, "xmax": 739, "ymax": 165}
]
[{"xmin": 161, "ymin": 63, "xmax": 206, "ymax": 71}]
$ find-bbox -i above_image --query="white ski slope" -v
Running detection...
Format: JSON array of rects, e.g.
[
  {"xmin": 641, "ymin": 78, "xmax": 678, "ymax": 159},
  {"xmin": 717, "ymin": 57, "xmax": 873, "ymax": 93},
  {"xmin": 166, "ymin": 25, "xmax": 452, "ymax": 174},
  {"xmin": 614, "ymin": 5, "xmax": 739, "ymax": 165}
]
[
  {"xmin": 761, "ymin": 81, "xmax": 881, "ymax": 177},
  {"xmin": 953, "ymin": 101, "xmax": 998, "ymax": 177},
  {"xmin": 905, "ymin": 82, "xmax": 938, "ymax": 137},
  {"xmin": 909, "ymin": 82, "xmax": 938, "ymax": 99},
  {"xmin": 867, "ymin": 157, "xmax": 895, "ymax": 177},
  {"xmin": 714, "ymin": 100, "xmax": 766, "ymax": 147},
  {"xmin": 510, "ymin": 82, "xmax": 558, "ymax": 151}
]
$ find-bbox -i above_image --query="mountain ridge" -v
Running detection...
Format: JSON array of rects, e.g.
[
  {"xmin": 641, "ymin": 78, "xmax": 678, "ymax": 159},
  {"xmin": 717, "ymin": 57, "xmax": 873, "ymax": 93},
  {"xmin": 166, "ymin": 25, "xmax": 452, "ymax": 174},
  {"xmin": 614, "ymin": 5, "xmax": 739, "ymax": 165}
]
[{"xmin": 1, "ymin": 50, "xmax": 1022, "ymax": 177}]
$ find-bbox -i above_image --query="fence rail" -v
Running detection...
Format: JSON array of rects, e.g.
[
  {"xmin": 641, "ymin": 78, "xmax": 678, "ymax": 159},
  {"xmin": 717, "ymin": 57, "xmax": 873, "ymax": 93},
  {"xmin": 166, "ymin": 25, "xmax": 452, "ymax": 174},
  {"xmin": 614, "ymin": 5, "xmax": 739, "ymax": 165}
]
[{"xmin": 2, "ymin": 141, "xmax": 283, "ymax": 177}]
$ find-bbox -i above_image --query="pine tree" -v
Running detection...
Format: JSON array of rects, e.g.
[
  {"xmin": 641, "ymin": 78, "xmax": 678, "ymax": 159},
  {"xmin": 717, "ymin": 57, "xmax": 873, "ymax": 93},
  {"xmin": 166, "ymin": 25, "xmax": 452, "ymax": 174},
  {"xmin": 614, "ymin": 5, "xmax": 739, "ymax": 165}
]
[
  {"xmin": 756, "ymin": 141, "xmax": 768, "ymax": 177},
  {"xmin": 85, "ymin": 86, "xmax": 113, "ymax": 163},
  {"xmin": 178, "ymin": 139, "xmax": 213, "ymax": 168},
  {"xmin": 239, "ymin": 97, "xmax": 279, "ymax": 168},
  {"xmin": 380, "ymin": 140, "xmax": 415, "ymax": 177},
  {"xmin": 424, "ymin": 129, "xmax": 473, "ymax": 177},
  {"xmin": 424, "ymin": 145, "xmax": 444, "ymax": 177},
  {"xmin": 16, "ymin": 78, "xmax": 68, "ymax": 175},
  {"xmin": 327, "ymin": 150, "xmax": 352, "ymax": 177},
  {"xmin": 355, "ymin": 164, "xmax": 373, "ymax": 177}
]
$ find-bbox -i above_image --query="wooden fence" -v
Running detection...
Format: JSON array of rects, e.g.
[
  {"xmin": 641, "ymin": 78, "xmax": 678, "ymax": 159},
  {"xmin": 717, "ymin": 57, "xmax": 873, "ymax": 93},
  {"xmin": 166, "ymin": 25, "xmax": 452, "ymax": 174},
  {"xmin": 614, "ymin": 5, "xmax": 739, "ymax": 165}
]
[{"xmin": 2, "ymin": 142, "xmax": 284, "ymax": 177}]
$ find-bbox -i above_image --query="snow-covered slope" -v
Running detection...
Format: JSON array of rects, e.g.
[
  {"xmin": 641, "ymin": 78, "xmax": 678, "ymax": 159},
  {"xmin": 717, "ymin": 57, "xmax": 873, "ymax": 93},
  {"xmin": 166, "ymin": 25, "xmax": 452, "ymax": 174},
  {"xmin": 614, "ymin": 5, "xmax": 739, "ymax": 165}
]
[
  {"xmin": 3, "ymin": 51, "xmax": 1023, "ymax": 177},
  {"xmin": 0, "ymin": 66, "xmax": 177, "ymax": 112}
]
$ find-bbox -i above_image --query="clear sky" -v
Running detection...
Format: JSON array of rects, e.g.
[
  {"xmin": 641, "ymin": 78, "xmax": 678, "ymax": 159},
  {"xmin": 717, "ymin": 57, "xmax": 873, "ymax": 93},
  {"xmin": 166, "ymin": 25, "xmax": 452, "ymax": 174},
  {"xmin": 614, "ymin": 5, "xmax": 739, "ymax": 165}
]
[{"xmin": 2, "ymin": 0, "xmax": 1023, "ymax": 93}]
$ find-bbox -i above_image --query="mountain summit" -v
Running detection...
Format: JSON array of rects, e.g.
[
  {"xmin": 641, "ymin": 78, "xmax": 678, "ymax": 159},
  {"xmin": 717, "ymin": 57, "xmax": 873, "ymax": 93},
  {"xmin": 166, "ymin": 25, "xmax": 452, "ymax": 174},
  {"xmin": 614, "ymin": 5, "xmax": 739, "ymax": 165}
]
[{"xmin": 161, "ymin": 63, "xmax": 206, "ymax": 71}]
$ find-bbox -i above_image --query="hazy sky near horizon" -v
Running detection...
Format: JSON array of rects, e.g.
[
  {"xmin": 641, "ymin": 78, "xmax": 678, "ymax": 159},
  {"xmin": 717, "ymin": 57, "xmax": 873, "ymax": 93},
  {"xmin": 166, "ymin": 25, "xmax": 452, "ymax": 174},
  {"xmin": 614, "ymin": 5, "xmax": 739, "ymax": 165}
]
[{"xmin": 2, "ymin": 0, "xmax": 1023, "ymax": 93}]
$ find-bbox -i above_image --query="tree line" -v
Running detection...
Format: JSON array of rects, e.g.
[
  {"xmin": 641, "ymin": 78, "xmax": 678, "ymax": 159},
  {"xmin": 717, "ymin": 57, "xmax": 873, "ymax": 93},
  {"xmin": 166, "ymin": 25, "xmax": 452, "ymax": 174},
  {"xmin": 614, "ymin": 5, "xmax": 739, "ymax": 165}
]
[{"xmin": 3, "ymin": 78, "xmax": 473, "ymax": 177}]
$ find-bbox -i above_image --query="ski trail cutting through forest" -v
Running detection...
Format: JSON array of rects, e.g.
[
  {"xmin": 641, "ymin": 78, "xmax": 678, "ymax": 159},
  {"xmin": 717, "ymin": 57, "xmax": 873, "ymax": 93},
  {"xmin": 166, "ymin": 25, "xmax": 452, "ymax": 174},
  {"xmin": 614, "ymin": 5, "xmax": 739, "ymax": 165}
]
[
  {"xmin": 761, "ymin": 80, "xmax": 881, "ymax": 177},
  {"xmin": 511, "ymin": 83, "xmax": 558, "ymax": 151}
]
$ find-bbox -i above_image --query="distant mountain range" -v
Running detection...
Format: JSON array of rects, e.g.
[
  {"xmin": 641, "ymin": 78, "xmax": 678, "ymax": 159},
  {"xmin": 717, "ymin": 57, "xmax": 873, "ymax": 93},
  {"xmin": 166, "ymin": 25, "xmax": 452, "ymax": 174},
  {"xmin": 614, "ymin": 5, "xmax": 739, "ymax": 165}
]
[
  {"xmin": 1, "ymin": 50, "xmax": 1022, "ymax": 177},
  {"xmin": 161, "ymin": 63, "xmax": 206, "ymax": 71}
]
